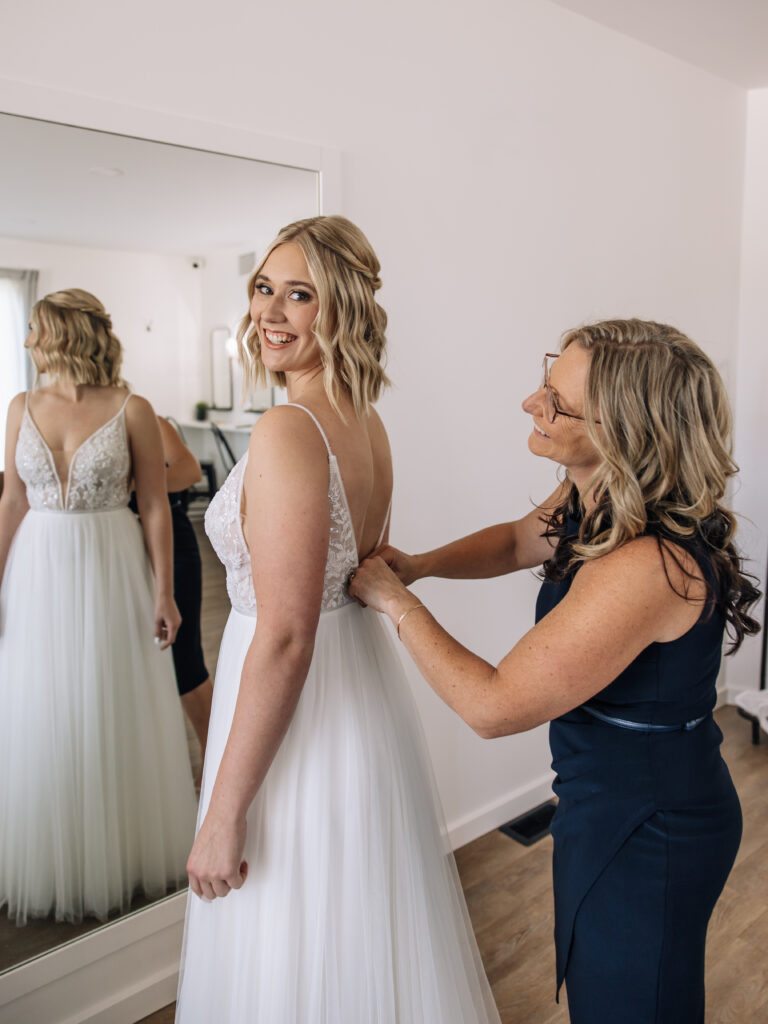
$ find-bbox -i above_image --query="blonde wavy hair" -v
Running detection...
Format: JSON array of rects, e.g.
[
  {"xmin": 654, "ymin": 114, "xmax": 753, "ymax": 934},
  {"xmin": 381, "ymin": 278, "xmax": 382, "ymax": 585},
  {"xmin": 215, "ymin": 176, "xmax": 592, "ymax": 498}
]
[
  {"xmin": 237, "ymin": 215, "xmax": 389, "ymax": 418},
  {"xmin": 543, "ymin": 318, "xmax": 759, "ymax": 650},
  {"xmin": 29, "ymin": 288, "xmax": 127, "ymax": 387}
]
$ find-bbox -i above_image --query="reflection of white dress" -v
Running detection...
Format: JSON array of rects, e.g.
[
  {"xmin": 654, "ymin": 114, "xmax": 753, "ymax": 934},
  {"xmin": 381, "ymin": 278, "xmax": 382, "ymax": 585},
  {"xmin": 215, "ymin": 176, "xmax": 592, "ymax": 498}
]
[
  {"xmin": 0, "ymin": 394, "xmax": 197, "ymax": 925},
  {"xmin": 176, "ymin": 406, "xmax": 499, "ymax": 1023}
]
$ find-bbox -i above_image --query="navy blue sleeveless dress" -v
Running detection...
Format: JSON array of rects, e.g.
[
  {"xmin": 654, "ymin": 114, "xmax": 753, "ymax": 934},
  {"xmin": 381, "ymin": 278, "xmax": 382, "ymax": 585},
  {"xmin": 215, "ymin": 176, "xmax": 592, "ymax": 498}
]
[
  {"xmin": 129, "ymin": 489, "xmax": 209, "ymax": 695},
  {"xmin": 536, "ymin": 526, "xmax": 742, "ymax": 1023}
]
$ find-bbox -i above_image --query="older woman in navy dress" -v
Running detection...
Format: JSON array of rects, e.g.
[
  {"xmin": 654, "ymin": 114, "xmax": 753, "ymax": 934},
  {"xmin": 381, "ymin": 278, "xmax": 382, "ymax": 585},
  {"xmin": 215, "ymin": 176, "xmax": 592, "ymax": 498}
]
[{"xmin": 350, "ymin": 319, "xmax": 759, "ymax": 1023}]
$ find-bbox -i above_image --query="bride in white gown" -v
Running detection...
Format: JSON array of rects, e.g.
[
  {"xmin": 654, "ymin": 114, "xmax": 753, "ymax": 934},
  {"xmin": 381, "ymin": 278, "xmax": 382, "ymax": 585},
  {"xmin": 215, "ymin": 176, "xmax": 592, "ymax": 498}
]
[
  {"xmin": 176, "ymin": 217, "xmax": 500, "ymax": 1022},
  {"xmin": 0, "ymin": 289, "xmax": 197, "ymax": 925}
]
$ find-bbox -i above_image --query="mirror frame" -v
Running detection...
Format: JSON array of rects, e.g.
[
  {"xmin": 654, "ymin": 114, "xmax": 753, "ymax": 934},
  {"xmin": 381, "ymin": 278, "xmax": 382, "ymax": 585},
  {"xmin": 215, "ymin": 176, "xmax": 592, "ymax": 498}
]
[{"xmin": 0, "ymin": 75, "xmax": 340, "ymax": 1024}]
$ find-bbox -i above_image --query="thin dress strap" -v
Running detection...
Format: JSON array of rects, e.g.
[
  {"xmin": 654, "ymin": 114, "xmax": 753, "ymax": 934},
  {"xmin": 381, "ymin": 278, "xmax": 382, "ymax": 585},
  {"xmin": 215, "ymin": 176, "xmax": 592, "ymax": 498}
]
[
  {"xmin": 285, "ymin": 403, "xmax": 391, "ymax": 557},
  {"xmin": 284, "ymin": 403, "xmax": 333, "ymax": 456},
  {"xmin": 375, "ymin": 500, "xmax": 391, "ymax": 548}
]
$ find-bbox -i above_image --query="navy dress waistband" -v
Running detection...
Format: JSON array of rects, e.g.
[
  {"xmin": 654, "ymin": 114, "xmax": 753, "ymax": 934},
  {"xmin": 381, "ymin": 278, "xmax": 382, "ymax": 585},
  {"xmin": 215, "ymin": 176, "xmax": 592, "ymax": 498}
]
[{"xmin": 581, "ymin": 705, "xmax": 708, "ymax": 733}]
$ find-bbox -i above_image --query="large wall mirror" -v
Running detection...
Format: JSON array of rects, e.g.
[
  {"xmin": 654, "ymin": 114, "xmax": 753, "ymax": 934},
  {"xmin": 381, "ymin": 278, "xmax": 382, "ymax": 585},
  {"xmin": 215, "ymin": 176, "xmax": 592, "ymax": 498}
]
[{"xmin": 0, "ymin": 106, "xmax": 325, "ymax": 1022}]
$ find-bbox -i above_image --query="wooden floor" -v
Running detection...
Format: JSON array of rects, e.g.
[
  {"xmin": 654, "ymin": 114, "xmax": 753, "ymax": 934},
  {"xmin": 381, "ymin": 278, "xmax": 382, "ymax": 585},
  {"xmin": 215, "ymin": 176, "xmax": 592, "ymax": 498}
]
[{"xmin": 140, "ymin": 704, "xmax": 768, "ymax": 1023}]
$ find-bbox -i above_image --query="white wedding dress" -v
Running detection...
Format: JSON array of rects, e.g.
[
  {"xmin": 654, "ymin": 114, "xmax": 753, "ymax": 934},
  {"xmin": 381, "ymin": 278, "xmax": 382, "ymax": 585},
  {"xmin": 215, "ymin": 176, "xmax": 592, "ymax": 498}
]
[
  {"xmin": 0, "ymin": 393, "xmax": 197, "ymax": 925},
  {"xmin": 176, "ymin": 405, "xmax": 499, "ymax": 1023}
]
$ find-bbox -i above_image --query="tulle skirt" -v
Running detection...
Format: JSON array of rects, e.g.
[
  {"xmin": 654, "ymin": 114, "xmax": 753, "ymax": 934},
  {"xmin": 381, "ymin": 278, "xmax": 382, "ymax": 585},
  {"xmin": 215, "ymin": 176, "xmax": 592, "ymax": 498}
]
[
  {"xmin": 176, "ymin": 602, "xmax": 499, "ymax": 1023},
  {"xmin": 0, "ymin": 507, "xmax": 198, "ymax": 925}
]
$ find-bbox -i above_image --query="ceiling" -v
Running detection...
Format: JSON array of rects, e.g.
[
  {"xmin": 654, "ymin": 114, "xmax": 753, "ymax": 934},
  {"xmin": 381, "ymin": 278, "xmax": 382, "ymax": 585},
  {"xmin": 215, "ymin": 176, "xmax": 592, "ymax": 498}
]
[
  {"xmin": 550, "ymin": 0, "xmax": 768, "ymax": 88},
  {"xmin": 0, "ymin": 113, "xmax": 319, "ymax": 256}
]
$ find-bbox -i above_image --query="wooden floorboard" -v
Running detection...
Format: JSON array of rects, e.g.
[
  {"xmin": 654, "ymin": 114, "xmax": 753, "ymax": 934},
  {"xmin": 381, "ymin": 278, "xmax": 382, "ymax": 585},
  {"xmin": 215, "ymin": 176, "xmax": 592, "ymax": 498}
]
[{"xmin": 140, "ymin": 703, "xmax": 767, "ymax": 1022}]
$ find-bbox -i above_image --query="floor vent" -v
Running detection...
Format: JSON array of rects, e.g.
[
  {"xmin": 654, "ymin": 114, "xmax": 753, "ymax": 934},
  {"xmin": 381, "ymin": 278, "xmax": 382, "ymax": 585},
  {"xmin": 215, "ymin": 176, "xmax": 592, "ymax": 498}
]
[{"xmin": 499, "ymin": 799, "xmax": 557, "ymax": 846}]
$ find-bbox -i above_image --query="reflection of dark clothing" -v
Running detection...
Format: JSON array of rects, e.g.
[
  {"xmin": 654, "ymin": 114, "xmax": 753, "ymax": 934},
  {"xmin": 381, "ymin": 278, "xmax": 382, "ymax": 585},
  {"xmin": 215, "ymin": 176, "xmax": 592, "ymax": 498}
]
[
  {"xmin": 536, "ymin": 521, "xmax": 741, "ymax": 1022},
  {"xmin": 170, "ymin": 496, "xmax": 209, "ymax": 695},
  {"xmin": 129, "ymin": 491, "xmax": 209, "ymax": 696}
]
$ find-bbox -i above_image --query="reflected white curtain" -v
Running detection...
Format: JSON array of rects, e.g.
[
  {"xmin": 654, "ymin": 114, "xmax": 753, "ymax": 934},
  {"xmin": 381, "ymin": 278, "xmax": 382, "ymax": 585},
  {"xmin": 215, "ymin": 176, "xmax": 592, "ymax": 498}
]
[{"xmin": 0, "ymin": 269, "xmax": 38, "ymax": 468}]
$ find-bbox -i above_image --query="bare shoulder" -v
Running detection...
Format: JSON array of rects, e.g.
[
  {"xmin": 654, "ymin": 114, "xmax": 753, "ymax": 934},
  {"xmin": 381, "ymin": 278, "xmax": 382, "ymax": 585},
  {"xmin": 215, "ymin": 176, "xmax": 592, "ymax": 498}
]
[
  {"xmin": 242, "ymin": 407, "xmax": 331, "ymax": 529},
  {"xmin": 249, "ymin": 405, "xmax": 329, "ymax": 458},
  {"xmin": 246, "ymin": 406, "xmax": 331, "ymax": 493},
  {"xmin": 3, "ymin": 393, "xmax": 27, "ymax": 446},
  {"xmin": 581, "ymin": 534, "xmax": 703, "ymax": 582},
  {"xmin": 123, "ymin": 392, "xmax": 155, "ymax": 422},
  {"xmin": 571, "ymin": 534, "xmax": 706, "ymax": 640},
  {"xmin": 6, "ymin": 392, "xmax": 26, "ymax": 420},
  {"xmin": 576, "ymin": 535, "xmax": 677, "ymax": 589}
]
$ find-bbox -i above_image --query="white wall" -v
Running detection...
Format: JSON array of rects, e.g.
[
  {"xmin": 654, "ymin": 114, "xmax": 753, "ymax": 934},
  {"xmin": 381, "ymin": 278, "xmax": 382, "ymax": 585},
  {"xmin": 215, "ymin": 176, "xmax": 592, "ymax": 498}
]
[
  {"xmin": 0, "ymin": 0, "xmax": 748, "ymax": 844},
  {"xmin": 730, "ymin": 87, "xmax": 768, "ymax": 696},
  {"xmin": 0, "ymin": 237, "xmax": 201, "ymax": 420},
  {"xmin": 198, "ymin": 246, "xmax": 261, "ymax": 424}
]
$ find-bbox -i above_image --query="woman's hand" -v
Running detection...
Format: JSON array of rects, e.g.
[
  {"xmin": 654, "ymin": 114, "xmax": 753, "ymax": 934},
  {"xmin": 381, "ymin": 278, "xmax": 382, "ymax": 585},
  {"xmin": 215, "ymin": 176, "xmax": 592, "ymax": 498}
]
[
  {"xmin": 349, "ymin": 555, "xmax": 413, "ymax": 617},
  {"xmin": 370, "ymin": 544, "xmax": 421, "ymax": 586},
  {"xmin": 154, "ymin": 593, "xmax": 181, "ymax": 648},
  {"xmin": 187, "ymin": 808, "xmax": 248, "ymax": 901}
]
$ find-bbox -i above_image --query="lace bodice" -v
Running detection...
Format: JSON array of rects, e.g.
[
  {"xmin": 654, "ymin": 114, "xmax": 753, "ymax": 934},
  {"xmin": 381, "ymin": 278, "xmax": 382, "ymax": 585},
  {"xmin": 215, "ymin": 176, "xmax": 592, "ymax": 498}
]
[
  {"xmin": 205, "ymin": 407, "xmax": 370, "ymax": 616},
  {"xmin": 16, "ymin": 395, "xmax": 132, "ymax": 512}
]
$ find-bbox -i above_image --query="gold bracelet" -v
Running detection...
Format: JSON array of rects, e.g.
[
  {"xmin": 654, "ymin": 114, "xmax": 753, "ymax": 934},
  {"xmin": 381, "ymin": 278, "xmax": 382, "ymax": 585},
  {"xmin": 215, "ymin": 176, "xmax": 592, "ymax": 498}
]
[{"xmin": 396, "ymin": 603, "xmax": 426, "ymax": 641}]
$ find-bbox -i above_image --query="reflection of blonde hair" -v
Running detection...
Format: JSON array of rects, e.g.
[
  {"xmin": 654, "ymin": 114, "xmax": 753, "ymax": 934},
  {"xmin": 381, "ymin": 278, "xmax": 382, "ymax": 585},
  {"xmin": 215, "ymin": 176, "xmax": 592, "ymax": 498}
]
[
  {"xmin": 30, "ymin": 289, "xmax": 126, "ymax": 387},
  {"xmin": 543, "ymin": 318, "xmax": 760, "ymax": 650},
  {"xmin": 237, "ymin": 215, "xmax": 389, "ymax": 418}
]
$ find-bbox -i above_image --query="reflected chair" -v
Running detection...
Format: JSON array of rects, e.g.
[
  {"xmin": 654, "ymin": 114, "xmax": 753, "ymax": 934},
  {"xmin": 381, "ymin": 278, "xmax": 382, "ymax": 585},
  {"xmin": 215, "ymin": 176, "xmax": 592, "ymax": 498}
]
[{"xmin": 209, "ymin": 421, "xmax": 237, "ymax": 476}]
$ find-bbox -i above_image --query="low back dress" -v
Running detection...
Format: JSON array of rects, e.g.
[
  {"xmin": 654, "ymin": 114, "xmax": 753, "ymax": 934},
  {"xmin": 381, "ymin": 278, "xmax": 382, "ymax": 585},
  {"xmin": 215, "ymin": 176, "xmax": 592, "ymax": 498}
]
[{"xmin": 175, "ymin": 405, "xmax": 500, "ymax": 1023}]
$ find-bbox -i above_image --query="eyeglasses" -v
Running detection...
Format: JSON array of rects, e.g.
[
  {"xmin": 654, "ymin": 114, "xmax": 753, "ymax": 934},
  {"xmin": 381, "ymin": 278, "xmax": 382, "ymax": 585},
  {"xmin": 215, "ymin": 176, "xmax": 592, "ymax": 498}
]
[{"xmin": 541, "ymin": 353, "xmax": 600, "ymax": 425}]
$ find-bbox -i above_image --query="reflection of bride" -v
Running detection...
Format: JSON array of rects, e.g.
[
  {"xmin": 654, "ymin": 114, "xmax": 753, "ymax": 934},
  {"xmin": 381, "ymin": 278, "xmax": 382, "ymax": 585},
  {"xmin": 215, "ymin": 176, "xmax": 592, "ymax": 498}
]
[
  {"xmin": 176, "ymin": 218, "xmax": 499, "ymax": 1022},
  {"xmin": 0, "ymin": 288, "xmax": 197, "ymax": 925}
]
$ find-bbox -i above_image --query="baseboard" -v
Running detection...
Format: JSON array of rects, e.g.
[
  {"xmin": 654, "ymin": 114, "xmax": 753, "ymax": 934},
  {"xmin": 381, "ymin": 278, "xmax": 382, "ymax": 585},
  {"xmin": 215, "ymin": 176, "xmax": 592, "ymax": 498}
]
[
  {"xmin": 80, "ymin": 968, "xmax": 179, "ymax": 1024},
  {"xmin": 448, "ymin": 771, "xmax": 555, "ymax": 851},
  {"xmin": 0, "ymin": 892, "xmax": 186, "ymax": 1024}
]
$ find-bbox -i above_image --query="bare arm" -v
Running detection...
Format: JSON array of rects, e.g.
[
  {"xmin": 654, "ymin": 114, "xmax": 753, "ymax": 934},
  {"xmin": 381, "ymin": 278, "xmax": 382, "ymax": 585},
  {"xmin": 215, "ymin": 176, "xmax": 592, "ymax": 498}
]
[
  {"xmin": 377, "ymin": 482, "xmax": 568, "ymax": 585},
  {"xmin": 350, "ymin": 538, "xmax": 705, "ymax": 737},
  {"xmin": 157, "ymin": 417, "xmax": 202, "ymax": 492},
  {"xmin": 186, "ymin": 406, "xmax": 330, "ymax": 900},
  {"xmin": 125, "ymin": 396, "xmax": 180, "ymax": 647},
  {"xmin": 0, "ymin": 394, "xmax": 30, "ymax": 588}
]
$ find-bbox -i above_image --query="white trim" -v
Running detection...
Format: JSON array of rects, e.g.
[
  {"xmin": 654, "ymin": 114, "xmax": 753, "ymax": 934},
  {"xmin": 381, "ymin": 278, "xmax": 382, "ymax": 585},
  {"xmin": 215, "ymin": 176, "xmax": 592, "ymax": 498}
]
[
  {"xmin": 0, "ymin": 76, "xmax": 342, "ymax": 200},
  {"xmin": 448, "ymin": 771, "xmax": 555, "ymax": 851},
  {"xmin": 0, "ymin": 76, "xmax": 341, "ymax": 1024},
  {"xmin": 0, "ymin": 893, "xmax": 186, "ymax": 1023}
]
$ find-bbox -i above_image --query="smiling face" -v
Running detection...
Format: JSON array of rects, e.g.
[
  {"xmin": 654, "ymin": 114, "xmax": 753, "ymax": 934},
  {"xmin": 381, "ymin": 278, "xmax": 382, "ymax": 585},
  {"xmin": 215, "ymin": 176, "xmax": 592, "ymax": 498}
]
[
  {"xmin": 249, "ymin": 242, "xmax": 321, "ymax": 379},
  {"xmin": 521, "ymin": 342, "xmax": 601, "ymax": 487}
]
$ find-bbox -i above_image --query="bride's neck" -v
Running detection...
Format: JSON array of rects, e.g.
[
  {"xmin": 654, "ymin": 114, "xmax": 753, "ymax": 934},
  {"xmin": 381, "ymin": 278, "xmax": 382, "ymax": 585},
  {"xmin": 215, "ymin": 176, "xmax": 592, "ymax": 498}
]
[{"xmin": 285, "ymin": 366, "xmax": 326, "ymax": 404}]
